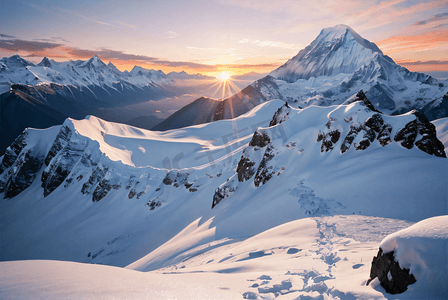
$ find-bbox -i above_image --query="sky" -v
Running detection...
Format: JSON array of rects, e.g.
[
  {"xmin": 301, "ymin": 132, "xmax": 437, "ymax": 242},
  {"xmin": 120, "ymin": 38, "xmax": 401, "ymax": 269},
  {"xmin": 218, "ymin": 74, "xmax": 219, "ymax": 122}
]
[{"xmin": 0, "ymin": 0, "xmax": 447, "ymax": 77}]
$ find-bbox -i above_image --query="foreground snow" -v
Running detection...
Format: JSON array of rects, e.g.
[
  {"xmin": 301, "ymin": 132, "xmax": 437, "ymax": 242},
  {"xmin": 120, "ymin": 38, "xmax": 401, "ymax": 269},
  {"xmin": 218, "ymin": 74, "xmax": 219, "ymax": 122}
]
[{"xmin": 1, "ymin": 215, "xmax": 426, "ymax": 300}]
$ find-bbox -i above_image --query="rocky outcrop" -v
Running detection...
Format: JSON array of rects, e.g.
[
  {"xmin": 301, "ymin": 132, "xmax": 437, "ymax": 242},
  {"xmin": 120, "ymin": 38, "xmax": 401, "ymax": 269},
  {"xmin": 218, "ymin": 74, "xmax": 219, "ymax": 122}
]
[
  {"xmin": 0, "ymin": 130, "xmax": 28, "ymax": 175},
  {"xmin": 346, "ymin": 90, "xmax": 382, "ymax": 113},
  {"xmin": 367, "ymin": 248, "xmax": 416, "ymax": 294},
  {"xmin": 43, "ymin": 126, "xmax": 72, "ymax": 166},
  {"xmin": 2, "ymin": 150, "xmax": 43, "ymax": 198},
  {"xmin": 340, "ymin": 114, "xmax": 392, "ymax": 153},
  {"xmin": 236, "ymin": 130, "xmax": 271, "ymax": 182},
  {"xmin": 212, "ymin": 175, "xmax": 238, "ymax": 208},
  {"xmin": 0, "ymin": 130, "xmax": 48, "ymax": 198},
  {"xmin": 269, "ymin": 103, "xmax": 291, "ymax": 127},
  {"xmin": 41, "ymin": 137, "xmax": 89, "ymax": 196},
  {"xmin": 81, "ymin": 165, "xmax": 109, "ymax": 196},
  {"xmin": 317, "ymin": 118, "xmax": 341, "ymax": 152},
  {"xmin": 162, "ymin": 171, "xmax": 191, "ymax": 188},
  {"xmin": 253, "ymin": 144, "xmax": 277, "ymax": 187},
  {"xmin": 92, "ymin": 171, "xmax": 122, "ymax": 202},
  {"xmin": 394, "ymin": 111, "xmax": 446, "ymax": 157}
]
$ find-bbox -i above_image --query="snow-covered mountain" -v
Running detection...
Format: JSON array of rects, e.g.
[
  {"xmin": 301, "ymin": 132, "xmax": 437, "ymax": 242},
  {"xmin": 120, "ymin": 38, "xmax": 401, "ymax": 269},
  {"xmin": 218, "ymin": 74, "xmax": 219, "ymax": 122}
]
[
  {"xmin": 0, "ymin": 55, "xmax": 182, "ymax": 153},
  {"xmin": 0, "ymin": 54, "xmax": 174, "ymax": 93},
  {"xmin": 154, "ymin": 24, "xmax": 448, "ymax": 131},
  {"xmin": 1, "ymin": 90, "xmax": 447, "ymax": 298},
  {"xmin": 1, "ymin": 93, "xmax": 446, "ymax": 261}
]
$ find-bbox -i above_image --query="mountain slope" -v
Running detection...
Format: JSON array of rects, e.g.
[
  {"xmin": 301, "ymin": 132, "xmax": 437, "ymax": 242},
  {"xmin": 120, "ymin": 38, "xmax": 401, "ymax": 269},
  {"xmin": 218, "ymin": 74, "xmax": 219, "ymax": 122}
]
[
  {"xmin": 154, "ymin": 24, "xmax": 447, "ymax": 131},
  {"xmin": 1, "ymin": 92, "xmax": 446, "ymax": 268}
]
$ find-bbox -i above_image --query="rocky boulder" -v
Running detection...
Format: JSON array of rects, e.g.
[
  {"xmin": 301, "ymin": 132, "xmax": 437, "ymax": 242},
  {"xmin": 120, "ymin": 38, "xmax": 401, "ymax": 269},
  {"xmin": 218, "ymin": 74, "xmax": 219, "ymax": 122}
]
[{"xmin": 367, "ymin": 248, "xmax": 416, "ymax": 294}]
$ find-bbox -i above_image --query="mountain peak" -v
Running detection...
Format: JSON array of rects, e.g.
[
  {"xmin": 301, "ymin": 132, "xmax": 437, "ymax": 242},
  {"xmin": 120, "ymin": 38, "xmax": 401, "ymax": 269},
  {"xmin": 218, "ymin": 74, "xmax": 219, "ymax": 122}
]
[
  {"xmin": 80, "ymin": 55, "xmax": 107, "ymax": 68},
  {"xmin": 3, "ymin": 54, "xmax": 35, "ymax": 67},
  {"xmin": 38, "ymin": 57, "xmax": 52, "ymax": 67},
  {"xmin": 317, "ymin": 24, "xmax": 382, "ymax": 55},
  {"xmin": 269, "ymin": 24, "xmax": 383, "ymax": 82}
]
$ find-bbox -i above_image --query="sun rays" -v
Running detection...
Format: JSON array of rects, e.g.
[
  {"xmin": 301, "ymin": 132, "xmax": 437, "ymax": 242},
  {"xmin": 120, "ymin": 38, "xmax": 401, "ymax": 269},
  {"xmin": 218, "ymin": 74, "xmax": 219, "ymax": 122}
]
[{"xmin": 205, "ymin": 72, "xmax": 241, "ymax": 100}]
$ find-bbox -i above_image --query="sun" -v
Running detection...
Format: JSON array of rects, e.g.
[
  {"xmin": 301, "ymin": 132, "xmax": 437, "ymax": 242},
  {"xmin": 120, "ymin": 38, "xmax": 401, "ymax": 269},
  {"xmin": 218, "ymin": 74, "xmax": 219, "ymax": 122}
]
[{"xmin": 218, "ymin": 71, "xmax": 231, "ymax": 81}]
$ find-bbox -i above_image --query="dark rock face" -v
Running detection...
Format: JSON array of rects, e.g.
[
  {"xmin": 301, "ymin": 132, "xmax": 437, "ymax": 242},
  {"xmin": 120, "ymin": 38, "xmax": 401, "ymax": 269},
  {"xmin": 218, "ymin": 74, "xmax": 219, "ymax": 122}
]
[
  {"xmin": 147, "ymin": 197, "xmax": 162, "ymax": 210},
  {"xmin": 394, "ymin": 112, "xmax": 446, "ymax": 157},
  {"xmin": 212, "ymin": 177, "xmax": 238, "ymax": 208},
  {"xmin": 3, "ymin": 151, "xmax": 43, "ymax": 198},
  {"xmin": 249, "ymin": 130, "xmax": 271, "ymax": 148},
  {"xmin": 347, "ymin": 90, "xmax": 382, "ymax": 113},
  {"xmin": 0, "ymin": 130, "xmax": 28, "ymax": 175},
  {"xmin": 43, "ymin": 126, "xmax": 72, "ymax": 166},
  {"xmin": 236, "ymin": 155, "xmax": 257, "ymax": 182},
  {"xmin": 41, "ymin": 139, "xmax": 88, "ymax": 197},
  {"xmin": 253, "ymin": 144, "xmax": 276, "ymax": 187},
  {"xmin": 162, "ymin": 171, "xmax": 191, "ymax": 188},
  {"xmin": 92, "ymin": 175, "xmax": 122, "ymax": 202},
  {"xmin": 367, "ymin": 248, "xmax": 416, "ymax": 294},
  {"xmin": 317, "ymin": 118, "xmax": 341, "ymax": 152},
  {"xmin": 81, "ymin": 165, "xmax": 108, "ymax": 196},
  {"xmin": 340, "ymin": 114, "xmax": 392, "ymax": 153},
  {"xmin": 269, "ymin": 103, "xmax": 291, "ymax": 127}
]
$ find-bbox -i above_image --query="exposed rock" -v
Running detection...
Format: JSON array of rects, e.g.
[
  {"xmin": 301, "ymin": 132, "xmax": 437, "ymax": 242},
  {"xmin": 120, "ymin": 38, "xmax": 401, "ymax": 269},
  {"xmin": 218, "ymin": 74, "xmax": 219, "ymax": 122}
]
[
  {"xmin": 125, "ymin": 174, "xmax": 138, "ymax": 190},
  {"xmin": 354, "ymin": 127, "xmax": 376, "ymax": 151},
  {"xmin": 3, "ymin": 150, "xmax": 43, "ymax": 198},
  {"xmin": 269, "ymin": 102, "xmax": 291, "ymax": 127},
  {"xmin": 0, "ymin": 130, "xmax": 28, "ymax": 175},
  {"xmin": 249, "ymin": 129, "xmax": 271, "ymax": 148},
  {"xmin": 318, "ymin": 129, "xmax": 341, "ymax": 152},
  {"xmin": 341, "ymin": 124, "xmax": 362, "ymax": 153},
  {"xmin": 212, "ymin": 175, "xmax": 238, "ymax": 208},
  {"xmin": 128, "ymin": 188, "xmax": 137, "ymax": 199},
  {"xmin": 162, "ymin": 171, "xmax": 191, "ymax": 188},
  {"xmin": 147, "ymin": 197, "xmax": 162, "ymax": 210},
  {"xmin": 43, "ymin": 125, "xmax": 72, "ymax": 166},
  {"xmin": 236, "ymin": 154, "xmax": 257, "ymax": 182},
  {"xmin": 347, "ymin": 90, "xmax": 382, "ymax": 113},
  {"xmin": 254, "ymin": 144, "xmax": 276, "ymax": 187},
  {"xmin": 41, "ymin": 140, "xmax": 88, "ymax": 196},
  {"xmin": 81, "ymin": 165, "xmax": 108, "ymax": 195},
  {"xmin": 92, "ymin": 180, "xmax": 112, "ymax": 202},
  {"xmin": 367, "ymin": 248, "xmax": 416, "ymax": 294},
  {"xmin": 394, "ymin": 111, "xmax": 446, "ymax": 157}
]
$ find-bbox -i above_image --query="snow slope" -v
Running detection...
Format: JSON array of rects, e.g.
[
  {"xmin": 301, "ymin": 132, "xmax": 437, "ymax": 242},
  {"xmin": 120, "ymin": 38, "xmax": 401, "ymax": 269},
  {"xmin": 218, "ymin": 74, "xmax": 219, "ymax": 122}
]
[
  {"xmin": 1, "ymin": 92, "xmax": 447, "ymax": 298},
  {"xmin": 4, "ymin": 216, "xmax": 446, "ymax": 300}
]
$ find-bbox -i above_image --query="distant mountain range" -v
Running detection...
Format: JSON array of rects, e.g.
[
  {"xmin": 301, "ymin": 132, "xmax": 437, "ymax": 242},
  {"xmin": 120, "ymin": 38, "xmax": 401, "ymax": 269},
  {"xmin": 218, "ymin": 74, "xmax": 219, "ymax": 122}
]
[
  {"xmin": 153, "ymin": 24, "xmax": 448, "ymax": 131},
  {"xmin": 0, "ymin": 55, "xmax": 213, "ymax": 153}
]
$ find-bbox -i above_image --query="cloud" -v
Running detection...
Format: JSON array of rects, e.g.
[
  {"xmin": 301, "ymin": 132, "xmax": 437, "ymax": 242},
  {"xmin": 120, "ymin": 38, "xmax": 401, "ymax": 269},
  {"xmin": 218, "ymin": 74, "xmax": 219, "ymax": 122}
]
[
  {"xmin": 239, "ymin": 38, "xmax": 249, "ymax": 43},
  {"xmin": 398, "ymin": 60, "xmax": 448, "ymax": 65},
  {"xmin": 376, "ymin": 29, "xmax": 448, "ymax": 53},
  {"xmin": 413, "ymin": 12, "xmax": 448, "ymax": 25},
  {"xmin": 253, "ymin": 40, "xmax": 301, "ymax": 50},
  {"xmin": 166, "ymin": 31, "xmax": 179, "ymax": 38},
  {"xmin": 0, "ymin": 34, "xmax": 15, "ymax": 39},
  {"xmin": 0, "ymin": 39, "xmax": 61, "ymax": 52},
  {"xmin": 115, "ymin": 21, "xmax": 137, "ymax": 29},
  {"xmin": 216, "ymin": 62, "xmax": 282, "ymax": 69},
  {"xmin": 187, "ymin": 46, "xmax": 237, "ymax": 54}
]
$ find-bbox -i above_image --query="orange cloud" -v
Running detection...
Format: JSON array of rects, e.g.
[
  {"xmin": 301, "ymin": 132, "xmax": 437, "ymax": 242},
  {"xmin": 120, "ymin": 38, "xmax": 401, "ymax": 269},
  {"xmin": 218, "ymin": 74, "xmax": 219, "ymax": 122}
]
[{"xmin": 376, "ymin": 30, "xmax": 448, "ymax": 53}]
